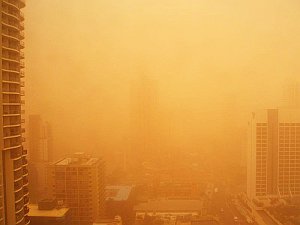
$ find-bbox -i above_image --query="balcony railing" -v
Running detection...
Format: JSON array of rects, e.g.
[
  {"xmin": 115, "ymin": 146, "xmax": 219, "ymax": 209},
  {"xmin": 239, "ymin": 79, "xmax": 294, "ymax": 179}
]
[
  {"xmin": 20, "ymin": 41, "xmax": 25, "ymax": 49},
  {"xmin": 23, "ymin": 196, "xmax": 29, "ymax": 205},
  {"xmin": 14, "ymin": 179, "xmax": 23, "ymax": 191},
  {"xmin": 19, "ymin": 12, "xmax": 24, "ymax": 21},
  {"xmin": 20, "ymin": 62, "xmax": 25, "ymax": 68}
]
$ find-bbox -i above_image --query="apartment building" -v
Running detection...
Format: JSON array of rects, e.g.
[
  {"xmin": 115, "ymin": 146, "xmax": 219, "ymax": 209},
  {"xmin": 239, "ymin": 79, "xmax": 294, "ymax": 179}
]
[
  {"xmin": 1, "ymin": 0, "xmax": 29, "ymax": 224},
  {"xmin": 247, "ymin": 108, "xmax": 300, "ymax": 199},
  {"xmin": 48, "ymin": 153, "xmax": 105, "ymax": 225}
]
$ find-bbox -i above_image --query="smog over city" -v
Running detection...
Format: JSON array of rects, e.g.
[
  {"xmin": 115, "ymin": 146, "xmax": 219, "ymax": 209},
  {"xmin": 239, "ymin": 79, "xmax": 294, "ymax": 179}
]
[{"xmin": 0, "ymin": 0, "xmax": 300, "ymax": 225}]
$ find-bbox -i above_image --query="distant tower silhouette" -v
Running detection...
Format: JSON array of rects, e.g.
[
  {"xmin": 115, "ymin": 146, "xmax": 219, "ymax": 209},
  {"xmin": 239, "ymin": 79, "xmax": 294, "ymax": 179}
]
[
  {"xmin": 130, "ymin": 71, "xmax": 160, "ymax": 170},
  {"xmin": 282, "ymin": 79, "xmax": 300, "ymax": 108}
]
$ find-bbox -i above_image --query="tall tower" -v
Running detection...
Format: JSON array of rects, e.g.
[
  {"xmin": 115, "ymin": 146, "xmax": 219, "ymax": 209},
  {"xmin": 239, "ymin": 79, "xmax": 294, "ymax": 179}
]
[
  {"xmin": 282, "ymin": 81, "xmax": 300, "ymax": 109},
  {"xmin": 1, "ymin": 0, "xmax": 29, "ymax": 225},
  {"xmin": 28, "ymin": 115, "xmax": 53, "ymax": 202},
  {"xmin": 130, "ymin": 74, "xmax": 160, "ymax": 170}
]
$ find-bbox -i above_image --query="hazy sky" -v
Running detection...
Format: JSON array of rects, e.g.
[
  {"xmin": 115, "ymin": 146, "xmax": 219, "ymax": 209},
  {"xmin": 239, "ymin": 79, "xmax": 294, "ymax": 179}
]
[{"xmin": 24, "ymin": 0, "xmax": 300, "ymax": 162}]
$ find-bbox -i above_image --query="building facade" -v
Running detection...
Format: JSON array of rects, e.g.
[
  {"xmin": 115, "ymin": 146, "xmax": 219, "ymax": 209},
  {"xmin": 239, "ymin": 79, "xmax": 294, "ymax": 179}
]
[
  {"xmin": 48, "ymin": 153, "xmax": 105, "ymax": 225},
  {"xmin": 1, "ymin": 0, "xmax": 29, "ymax": 224},
  {"xmin": 247, "ymin": 108, "xmax": 300, "ymax": 199},
  {"xmin": 28, "ymin": 115, "xmax": 53, "ymax": 202},
  {"xmin": 29, "ymin": 200, "xmax": 71, "ymax": 225}
]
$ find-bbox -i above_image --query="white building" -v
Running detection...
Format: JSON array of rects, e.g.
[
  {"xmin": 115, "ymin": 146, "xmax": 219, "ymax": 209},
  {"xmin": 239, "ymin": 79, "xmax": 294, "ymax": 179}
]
[{"xmin": 247, "ymin": 108, "xmax": 300, "ymax": 199}]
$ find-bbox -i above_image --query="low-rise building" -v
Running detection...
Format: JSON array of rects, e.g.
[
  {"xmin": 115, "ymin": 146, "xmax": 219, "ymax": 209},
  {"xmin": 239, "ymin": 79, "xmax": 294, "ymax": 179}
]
[
  {"xmin": 47, "ymin": 152, "xmax": 106, "ymax": 225},
  {"xmin": 106, "ymin": 186, "xmax": 136, "ymax": 225},
  {"xmin": 29, "ymin": 199, "xmax": 71, "ymax": 225},
  {"xmin": 134, "ymin": 199, "xmax": 205, "ymax": 218}
]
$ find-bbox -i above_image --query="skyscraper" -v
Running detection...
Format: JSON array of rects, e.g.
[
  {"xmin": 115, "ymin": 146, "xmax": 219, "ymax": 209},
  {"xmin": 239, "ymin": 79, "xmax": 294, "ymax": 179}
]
[
  {"xmin": 1, "ymin": 0, "xmax": 29, "ymax": 224},
  {"xmin": 28, "ymin": 115, "xmax": 53, "ymax": 163},
  {"xmin": 130, "ymin": 75, "xmax": 160, "ymax": 170},
  {"xmin": 247, "ymin": 108, "xmax": 300, "ymax": 199},
  {"xmin": 48, "ymin": 153, "xmax": 105, "ymax": 225},
  {"xmin": 28, "ymin": 115, "xmax": 53, "ymax": 202}
]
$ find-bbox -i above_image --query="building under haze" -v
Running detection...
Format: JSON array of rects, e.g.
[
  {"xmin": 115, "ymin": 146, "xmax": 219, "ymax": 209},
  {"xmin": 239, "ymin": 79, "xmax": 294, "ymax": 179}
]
[
  {"xmin": 48, "ymin": 153, "xmax": 105, "ymax": 225},
  {"xmin": 28, "ymin": 115, "xmax": 53, "ymax": 202},
  {"xmin": 28, "ymin": 114, "xmax": 53, "ymax": 163},
  {"xmin": 130, "ymin": 75, "xmax": 161, "ymax": 171},
  {"xmin": 247, "ymin": 108, "xmax": 300, "ymax": 199},
  {"xmin": 0, "ymin": 0, "xmax": 29, "ymax": 224},
  {"xmin": 29, "ymin": 199, "xmax": 71, "ymax": 225}
]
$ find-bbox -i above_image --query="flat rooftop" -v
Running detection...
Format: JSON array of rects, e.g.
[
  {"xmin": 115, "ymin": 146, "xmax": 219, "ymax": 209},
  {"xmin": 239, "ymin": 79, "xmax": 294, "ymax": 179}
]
[
  {"xmin": 55, "ymin": 157, "xmax": 100, "ymax": 166},
  {"xmin": 28, "ymin": 204, "xmax": 69, "ymax": 218},
  {"xmin": 134, "ymin": 199, "xmax": 203, "ymax": 212},
  {"xmin": 106, "ymin": 185, "xmax": 134, "ymax": 201}
]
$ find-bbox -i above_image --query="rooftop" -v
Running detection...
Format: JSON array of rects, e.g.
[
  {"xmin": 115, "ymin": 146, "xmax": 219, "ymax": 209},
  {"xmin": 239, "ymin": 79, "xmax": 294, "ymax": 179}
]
[
  {"xmin": 54, "ymin": 152, "xmax": 101, "ymax": 166},
  {"xmin": 28, "ymin": 204, "xmax": 69, "ymax": 218},
  {"xmin": 106, "ymin": 185, "xmax": 134, "ymax": 201},
  {"xmin": 134, "ymin": 199, "xmax": 203, "ymax": 212}
]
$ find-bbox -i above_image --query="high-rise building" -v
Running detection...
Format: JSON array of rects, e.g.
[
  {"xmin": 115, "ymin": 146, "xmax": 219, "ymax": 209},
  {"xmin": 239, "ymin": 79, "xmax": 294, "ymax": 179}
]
[
  {"xmin": 0, "ymin": 0, "xmax": 29, "ymax": 224},
  {"xmin": 130, "ymin": 75, "xmax": 160, "ymax": 170},
  {"xmin": 28, "ymin": 115, "xmax": 53, "ymax": 202},
  {"xmin": 247, "ymin": 108, "xmax": 300, "ymax": 199},
  {"xmin": 28, "ymin": 115, "xmax": 53, "ymax": 163},
  {"xmin": 48, "ymin": 153, "xmax": 105, "ymax": 225}
]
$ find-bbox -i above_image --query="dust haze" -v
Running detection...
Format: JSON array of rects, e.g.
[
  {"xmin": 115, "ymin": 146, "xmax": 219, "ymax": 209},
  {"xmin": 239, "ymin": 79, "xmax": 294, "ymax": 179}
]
[{"xmin": 24, "ymin": 0, "xmax": 300, "ymax": 167}]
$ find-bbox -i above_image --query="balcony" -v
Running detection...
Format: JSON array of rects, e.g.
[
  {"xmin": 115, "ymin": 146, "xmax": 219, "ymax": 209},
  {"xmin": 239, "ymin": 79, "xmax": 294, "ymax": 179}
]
[
  {"xmin": 15, "ymin": 200, "xmax": 24, "ymax": 213},
  {"xmin": 14, "ymin": 169, "xmax": 23, "ymax": 182},
  {"xmin": 25, "ymin": 217, "xmax": 30, "ymax": 225},
  {"xmin": 14, "ymin": 179, "xmax": 23, "ymax": 192},
  {"xmin": 3, "ymin": 109, "xmax": 21, "ymax": 116},
  {"xmin": 23, "ymin": 187, "xmax": 29, "ymax": 196},
  {"xmin": 15, "ymin": 188, "xmax": 23, "ymax": 201},
  {"xmin": 2, "ymin": 29, "xmax": 21, "ymax": 42},
  {"xmin": 11, "ymin": 149, "xmax": 22, "ymax": 159},
  {"xmin": 23, "ymin": 168, "xmax": 28, "ymax": 176},
  {"xmin": 19, "ymin": 22, "xmax": 25, "ymax": 30},
  {"xmin": 4, "ymin": 140, "xmax": 22, "ymax": 151},
  {"xmin": 19, "ymin": 12, "xmax": 24, "ymax": 21},
  {"xmin": 15, "ymin": 210, "xmax": 24, "ymax": 224},
  {"xmin": 20, "ymin": 61, "xmax": 25, "ymax": 68},
  {"xmin": 22, "ymin": 149, "xmax": 27, "ymax": 155},
  {"xmin": 2, "ymin": 8, "xmax": 20, "ymax": 21},
  {"xmin": 20, "ymin": 41, "xmax": 25, "ymax": 49},
  {"xmin": 22, "ymin": 157, "xmax": 28, "ymax": 166},
  {"xmin": 24, "ymin": 206, "xmax": 29, "ymax": 214},
  {"xmin": 23, "ymin": 196, "xmax": 29, "ymax": 205},
  {"xmin": 13, "ymin": 158, "xmax": 23, "ymax": 171}
]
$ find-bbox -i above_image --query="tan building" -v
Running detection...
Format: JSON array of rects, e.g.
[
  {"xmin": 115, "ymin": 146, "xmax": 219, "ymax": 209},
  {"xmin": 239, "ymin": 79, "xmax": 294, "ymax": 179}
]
[
  {"xmin": 28, "ymin": 115, "xmax": 53, "ymax": 202},
  {"xmin": 0, "ymin": 0, "xmax": 29, "ymax": 224},
  {"xmin": 247, "ymin": 108, "xmax": 300, "ymax": 199},
  {"xmin": 29, "ymin": 200, "xmax": 71, "ymax": 225},
  {"xmin": 48, "ymin": 153, "xmax": 105, "ymax": 225}
]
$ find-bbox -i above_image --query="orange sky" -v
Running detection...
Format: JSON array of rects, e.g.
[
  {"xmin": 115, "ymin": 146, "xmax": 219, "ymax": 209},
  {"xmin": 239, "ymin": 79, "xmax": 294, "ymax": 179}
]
[{"xmin": 24, "ymin": 0, "xmax": 300, "ymax": 163}]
